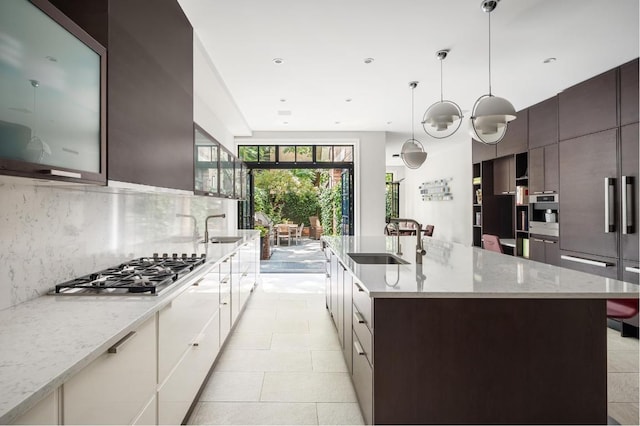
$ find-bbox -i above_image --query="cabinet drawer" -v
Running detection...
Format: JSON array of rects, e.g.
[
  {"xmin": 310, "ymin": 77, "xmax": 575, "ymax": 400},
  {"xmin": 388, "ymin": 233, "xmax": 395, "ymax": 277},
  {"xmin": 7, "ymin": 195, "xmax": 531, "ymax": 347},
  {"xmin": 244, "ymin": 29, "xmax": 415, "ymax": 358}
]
[
  {"xmin": 13, "ymin": 390, "xmax": 58, "ymax": 425},
  {"xmin": 133, "ymin": 395, "xmax": 156, "ymax": 426},
  {"xmin": 63, "ymin": 317, "xmax": 156, "ymax": 425},
  {"xmin": 352, "ymin": 280, "xmax": 372, "ymax": 332},
  {"xmin": 352, "ymin": 333, "xmax": 373, "ymax": 425},
  {"xmin": 158, "ymin": 313, "xmax": 220, "ymax": 425},
  {"xmin": 158, "ymin": 272, "xmax": 219, "ymax": 382},
  {"xmin": 352, "ymin": 305, "xmax": 373, "ymax": 366},
  {"xmin": 559, "ymin": 251, "xmax": 618, "ymax": 279}
]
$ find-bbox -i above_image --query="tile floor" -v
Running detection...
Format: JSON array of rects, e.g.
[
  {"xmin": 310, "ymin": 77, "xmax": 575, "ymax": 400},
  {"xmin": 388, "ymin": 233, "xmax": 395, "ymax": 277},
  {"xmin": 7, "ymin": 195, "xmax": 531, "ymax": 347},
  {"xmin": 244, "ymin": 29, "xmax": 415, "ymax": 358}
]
[
  {"xmin": 188, "ymin": 273, "xmax": 639, "ymax": 425},
  {"xmin": 188, "ymin": 273, "xmax": 363, "ymax": 425}
]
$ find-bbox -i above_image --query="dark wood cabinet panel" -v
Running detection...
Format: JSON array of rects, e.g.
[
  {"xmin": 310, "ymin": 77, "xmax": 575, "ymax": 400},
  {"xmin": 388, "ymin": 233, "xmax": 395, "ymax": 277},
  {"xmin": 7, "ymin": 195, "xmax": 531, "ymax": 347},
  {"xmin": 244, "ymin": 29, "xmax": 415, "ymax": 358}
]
[
  {"xmin": 472, "ymin": 139, "xmax": 496, "ymax": 163},
  {"xmin": 621, "ymin": 123, "xmax": 639, "ymax": 262},
  {"xmin": 50, "ymin": 0, "xmax": 194, "ymax": 191},
  {"xmin": 529, "ymin": 237, "xmax": 559, "ymax": 266},
  {"xmin": 559, "ymin": 69, "xmax": 617, "ymax": 141},
  {"xmin": 622, "ymin": 261, "xmax": 640, "ymax": 285},
  {"xmin": 544, "ymin": 144, "xmax": 559, "ymax": 194},
  {"xmin": 559, "ymin": 130, "xmax": 618, "ymax": 258},
  {"xmin": 497, "ymin": 109, "xmax": 528, "ymax": 157},
  {"xmin": 493, "ymin": 156, "xmax": 516, "ymax": 195},
  {"xmin": 620, "ymin": 59, "xmax": 639, "ymax": 126},
  {"xmin": 544, "ymin": 238, "xmax": 560, "ymax": 266},
  {"xmin": 529, "ymin": 237, "xmax": 546, "ymax": 263},
  {"xmin": 528, "ymin": 97, "xmax": 559, "ymax": 148},
  {"xmin": 528, "ymin": 147, "xmax": 544, "ymax": 194},
  {"xmin": 559, "ymin": 250, "xmax": 618, "ymax": 279}
]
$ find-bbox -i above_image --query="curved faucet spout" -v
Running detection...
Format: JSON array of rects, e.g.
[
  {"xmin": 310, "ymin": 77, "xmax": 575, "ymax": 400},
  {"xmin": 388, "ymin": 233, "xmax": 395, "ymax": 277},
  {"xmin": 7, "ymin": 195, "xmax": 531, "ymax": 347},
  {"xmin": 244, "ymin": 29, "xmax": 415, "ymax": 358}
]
[
  {"xmin": 387, "ymin": 217, "xmax": 426, "ymax": 264},
  {"xmin": 204, "ymin": 214, "xmax": 226, "ymax": 242}
]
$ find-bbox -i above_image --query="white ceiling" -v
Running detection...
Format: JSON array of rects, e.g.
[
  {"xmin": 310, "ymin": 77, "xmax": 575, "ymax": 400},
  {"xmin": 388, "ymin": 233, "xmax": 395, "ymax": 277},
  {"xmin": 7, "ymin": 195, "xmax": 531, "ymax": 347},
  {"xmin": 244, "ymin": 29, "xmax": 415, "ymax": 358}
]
[{"xmin": 178, "ymin": 0, "xmax": 639, "ymax": 161}]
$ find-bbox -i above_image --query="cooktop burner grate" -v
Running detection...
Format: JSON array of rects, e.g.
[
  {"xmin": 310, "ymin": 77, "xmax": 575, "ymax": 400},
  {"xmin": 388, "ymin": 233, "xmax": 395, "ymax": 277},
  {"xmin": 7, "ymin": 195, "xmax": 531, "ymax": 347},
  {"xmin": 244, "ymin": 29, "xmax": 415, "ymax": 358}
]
[{"xmin": 54, "ymin": 253, "xmax": 206, "ymax": 295}]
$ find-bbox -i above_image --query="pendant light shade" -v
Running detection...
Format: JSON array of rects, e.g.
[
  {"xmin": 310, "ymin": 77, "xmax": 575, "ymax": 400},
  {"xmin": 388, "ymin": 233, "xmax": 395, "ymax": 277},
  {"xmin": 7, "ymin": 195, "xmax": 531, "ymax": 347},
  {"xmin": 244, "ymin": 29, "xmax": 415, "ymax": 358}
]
[
  {"xmin": 470, "ymin": 0, "xmax": 517, "ymax": 145},
  {"xmin": 422, "ymin": 50, "xmax": 463, "ymax": 138},
  {"xmin": 401, "ymin": 81, "xmax": 427, "ymax": 169}
]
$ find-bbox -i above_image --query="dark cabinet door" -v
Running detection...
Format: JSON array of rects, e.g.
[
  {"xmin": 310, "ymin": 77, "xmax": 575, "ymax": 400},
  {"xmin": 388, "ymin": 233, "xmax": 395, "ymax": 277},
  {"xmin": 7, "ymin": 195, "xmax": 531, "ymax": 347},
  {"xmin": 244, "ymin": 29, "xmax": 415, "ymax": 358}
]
[
  {"xmin": 622, "ymin": 261, "xmax": 640, "ymax": 284},
  {"xmin": 620, "ymin": 59, "xmax": 639, "ymax": 126},
  {"xmin": 493, "ymin": 156, "xmax": 513, "ymax": 195},
  {"xmin": 559, "ymin": 69, "xmax": 617, "ymax": 141},
  {"xmin": 621, "ymin": 123, "xmax": 639, "ymax": 262},
  {"xmin": 497, "ymin": 109, "xmax": 528, "ymax": 157},
  {"xmin": 529, "ymin": 147, "xmax": 544, "ymax": 194},
  {"xmin": 529, "ymin": 97, "xmax": 559, "ymax": 149},
  {"xmin": 472, "ymin": 140, "xmax": 496, "ymax": 163},
  {"xmin": 544, "ymin": 144, "xmax": 559, "ymax": 194},
  {"xmin": 559, "ymin": 250, "xmax": 619, "ymax": 279},
  {"xmin": 559, "ymin": 129, "xmax": 618, "ymax": 258},
  {"xmin": 529, "ymin": 237, "xmax": 546, "ymax": 263},
  {"xmin": 544, "ymin": 238, "xmax": 560, "ymax": 266}
]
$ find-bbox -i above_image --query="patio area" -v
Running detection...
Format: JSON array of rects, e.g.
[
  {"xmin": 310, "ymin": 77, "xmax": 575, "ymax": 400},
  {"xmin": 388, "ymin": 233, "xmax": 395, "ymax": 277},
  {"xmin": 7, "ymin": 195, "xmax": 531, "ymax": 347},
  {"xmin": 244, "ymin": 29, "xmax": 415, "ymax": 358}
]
[{"xmin": 261, "ymin": 237, "xmax": 326, "ymax": 274}]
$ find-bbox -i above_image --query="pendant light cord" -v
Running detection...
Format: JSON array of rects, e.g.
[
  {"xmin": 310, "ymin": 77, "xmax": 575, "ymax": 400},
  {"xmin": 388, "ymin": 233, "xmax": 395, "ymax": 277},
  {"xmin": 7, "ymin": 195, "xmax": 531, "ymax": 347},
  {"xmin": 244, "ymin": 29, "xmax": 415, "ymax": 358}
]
[
  {"xmin": 440, "ymin": 59, "xmax": 444, "ymax": 102},
  {"xmin": 411, "ymin": 84, "xmax": 415, "ymax": 140},
  {"xmin": 488, "ymin": 11, "xmax": 492, "ymax": 96}
]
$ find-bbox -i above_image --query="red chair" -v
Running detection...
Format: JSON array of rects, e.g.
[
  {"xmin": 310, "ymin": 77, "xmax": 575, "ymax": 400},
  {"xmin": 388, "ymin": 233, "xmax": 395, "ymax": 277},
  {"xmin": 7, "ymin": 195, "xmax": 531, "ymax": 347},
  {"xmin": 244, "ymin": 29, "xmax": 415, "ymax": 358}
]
[
  {"xmin": 606, "ymin": 299, "xmax": 639, "ymax": 319},
  {"xmin": 482, "ymin": 234, "xmax": 503, "ymax": 254},
  {"xmin": 424, "ymin": 225, "xmax": 434, "ymax": 237}
]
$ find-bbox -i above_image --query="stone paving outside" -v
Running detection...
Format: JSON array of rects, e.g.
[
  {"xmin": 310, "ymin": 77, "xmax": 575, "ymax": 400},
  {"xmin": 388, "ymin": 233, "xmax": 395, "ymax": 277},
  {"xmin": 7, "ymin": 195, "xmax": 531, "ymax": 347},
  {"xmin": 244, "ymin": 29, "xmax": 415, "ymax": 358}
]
[{"xmin": 260, "ymin": 238, "xmax": 326, "ymax": 273}]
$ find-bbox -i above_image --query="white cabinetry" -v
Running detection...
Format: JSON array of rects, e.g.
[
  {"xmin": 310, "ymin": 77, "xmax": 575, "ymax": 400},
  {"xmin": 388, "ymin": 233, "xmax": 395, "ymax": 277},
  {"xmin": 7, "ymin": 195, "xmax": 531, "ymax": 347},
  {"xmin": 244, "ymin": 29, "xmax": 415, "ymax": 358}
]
[
  {"xmin": 12, "ymin": 390, "xmax": 59, "ymax": 425},
  {"xmin": 158, "ymin": 264, "xmax": 221, "ymax": 425},
  {"xmin": 63, "ymin": 316, "xmax": 157, "ymax": 425},
  {"xmin": 219, "ymin": 256, "xmax": 232, "ymax": 342}
]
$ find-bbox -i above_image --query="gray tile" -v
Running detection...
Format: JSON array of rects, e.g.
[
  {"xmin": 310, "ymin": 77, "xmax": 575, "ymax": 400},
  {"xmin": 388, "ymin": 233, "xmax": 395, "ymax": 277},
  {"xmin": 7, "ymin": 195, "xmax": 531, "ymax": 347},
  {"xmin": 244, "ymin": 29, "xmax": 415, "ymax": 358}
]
[
  {"xmin": 199, "ymin": 372, "xmax": 264, "ymax": 401},
  {"xmin": 317, "ymin": 403, "xmax": 364, "ymax": 425},
  {"xmin": 607, "ymin": 330, "xmax": 640, "ymax": 351},
  {"xmin": 226, "ymin": 332, "xmax": 273, "ymax": 350},
  {"xmin": 309, "ymin": 318, "xmax": 338, "ymax": 334},
  {"xmin": 312, "ymin": 350, "xmax": 348, "ymax": 372},
  {"xmin": 261, "ymin": 372, "xmax": 357, "ymax": 402},
  {"xmin": 608, "ymin": 402, "xmax": 640, "ymax": 426},
  {"xmin": 277, "ymin": 308, "xmax": 332, "ymax": 321},
  {"xmin": 215, "ymin": 349, "xmax": 312, "ymax": 372},
  {"xmin": 608, "ymin": 373, "xmax": 639, "ymax": 402},
  {"xmin": 234, "ymin": 317, "xmax": 309, "ymax": 333},
  {"xmin": 608, "ymin": 350, "xmax": 640, "ymax": 373},
  {"xmin": 189, "ymin": 402, "xmax": 318, "ymax": 425},
  {"xmin": 271, "ymin": 332, "xmax": 341, "ymax": 351}
]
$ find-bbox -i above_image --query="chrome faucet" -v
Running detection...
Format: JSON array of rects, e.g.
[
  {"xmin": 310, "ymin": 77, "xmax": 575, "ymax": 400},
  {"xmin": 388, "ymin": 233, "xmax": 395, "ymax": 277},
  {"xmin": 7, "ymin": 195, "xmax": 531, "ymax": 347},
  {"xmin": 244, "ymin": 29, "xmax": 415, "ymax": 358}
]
[
  {"xmin": 387, "ymin": 218, "xmax": 427, "ymax": 264},
  {"xmin": 204, "ymin": 214, "xmax": 226, "ymax": 242},
  {"xmin": 176, "ymin": 213, "xmax": 199, "ymax": 238}
]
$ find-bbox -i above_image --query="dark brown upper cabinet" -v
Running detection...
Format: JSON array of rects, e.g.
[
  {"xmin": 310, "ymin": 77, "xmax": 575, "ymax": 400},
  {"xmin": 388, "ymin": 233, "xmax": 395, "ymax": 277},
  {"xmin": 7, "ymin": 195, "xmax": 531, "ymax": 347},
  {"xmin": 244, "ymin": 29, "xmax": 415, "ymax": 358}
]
[
  {"xmin": 528, "ymin": 97, "xmax": 559, "ymax": 149},
  {"xmin": 620, "ymin": 59, "xmax": 639, "ymax": 126},
  {"xmin": 620, "ymin": 122, "xmax": 639, "ymax": 262},
  {"xmin": 497, "ymin": 109, "xmax": 528, "ymax": 157},
  {"xmin": 558, "ymin": 69, "xmax": 617, "ymax": 141},
  {"xmin": 493, "ymin": 155, "xmax": 515, "ymax": 195},
  {"xmin": 472, "ymin": 139, "xmax": 496, "ymax": 163},
  {"xmin": 51, "ymin": 0, "xmax": 194, "ymax": 191},
  {"xmin": 528, "ymin": 145, "xmax": 558, "ymax": 195}
]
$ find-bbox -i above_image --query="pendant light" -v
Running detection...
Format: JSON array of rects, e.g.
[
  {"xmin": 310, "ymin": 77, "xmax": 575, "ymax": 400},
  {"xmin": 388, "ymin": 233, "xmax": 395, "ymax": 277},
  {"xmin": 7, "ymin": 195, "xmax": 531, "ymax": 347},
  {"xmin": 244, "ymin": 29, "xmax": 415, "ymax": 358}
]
[
  {"xmin": 24, "ymin": 79, "xmax": 52, "ymax": 163},
  {"xmin": 401, "ymin": 81, "xmax": 427, "ymax": 169},
  {"xmin": 422, "ymin": 49, "xmax": 463, "ymax": 139},
  {"xmin": 470, "ymin": 0, "xmax": 517, "ymax": 145}
]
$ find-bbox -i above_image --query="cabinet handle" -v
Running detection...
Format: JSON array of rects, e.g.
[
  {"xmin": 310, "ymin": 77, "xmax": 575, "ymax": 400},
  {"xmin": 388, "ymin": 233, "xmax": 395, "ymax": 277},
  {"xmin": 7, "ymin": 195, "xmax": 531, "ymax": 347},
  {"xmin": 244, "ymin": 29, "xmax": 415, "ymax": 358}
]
[
  {"xmin": 221, "ymin": 301, "xmax": 228, "ymax": 305},
  {"xmin": 220, "ymin": 276, "xmax": 229, "ymax": 283},
  {"xmin": 354, "ymin": 340, "xmax": 365, "ymax": 356},
  {"xmin": 622, "ymin": 176, "xmax": 634, "ymax": 235},
  {"xmin": 354, "ymin": 282, "xmax": 365, "ymax": 292},
  {"xmin": 625, "ymin": 266, "xmax": 640, "ymax": 274},
  {"xmin": 192, "ymin": 278, "xmax": 204, "ymax": 286},
  {"xmin": 508, "ymin": 191, "xmax": 516, "ymax": 194},
  {"xmin": 543, "ymin": 240, "xmax": 556, "ymax": 244},
  {"xmin": 561, "ymin": 255, "xmax": 612, "ymax": 268},
  {"xmin": 108, "ymin": 331, "xmax": 136, "ymax": 354},
  {"xmin": 532, "ymin": 238, "xmax": 544, "ymax": 242},
  {"xmin": 543, "ymin": 191, "xmax": 555, "ymax": 194},
  {"xmin": 353, "ymin": 311, "xmax": 366, "ymax": 324},
  {"xmin": 501, "ymin": 191, "xmax": 509, "ymax": 195},
  {"xmin": 533, "ymin": 191, "xmax": 544, "ymax": 194},
  {"xmin": 605, "ymin": 177, "xmax": 616, "ymax": 233}
]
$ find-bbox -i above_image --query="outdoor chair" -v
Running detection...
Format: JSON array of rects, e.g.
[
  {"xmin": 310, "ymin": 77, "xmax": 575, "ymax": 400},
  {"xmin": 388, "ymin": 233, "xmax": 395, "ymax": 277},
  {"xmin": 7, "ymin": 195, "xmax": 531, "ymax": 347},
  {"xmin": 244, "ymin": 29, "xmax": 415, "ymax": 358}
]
[
  {"xmin": 295, "ymin": 223, "xmax": 304, "ymax": 245},
  {"xmin": 277, "ymin": 224, "xmax": 292, "ymax": 246}
]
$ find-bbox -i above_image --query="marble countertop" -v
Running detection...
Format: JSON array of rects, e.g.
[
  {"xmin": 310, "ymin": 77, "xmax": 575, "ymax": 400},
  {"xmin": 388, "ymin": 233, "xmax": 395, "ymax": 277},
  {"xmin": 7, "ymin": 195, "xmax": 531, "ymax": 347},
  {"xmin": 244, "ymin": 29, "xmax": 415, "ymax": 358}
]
[
  {"xmin": 322, "ymin": 236, "xmax": 640, "ymax": 299},
  {"xmin": 0, "ymin": 230, "xmax": 258, "ymax": 425}
]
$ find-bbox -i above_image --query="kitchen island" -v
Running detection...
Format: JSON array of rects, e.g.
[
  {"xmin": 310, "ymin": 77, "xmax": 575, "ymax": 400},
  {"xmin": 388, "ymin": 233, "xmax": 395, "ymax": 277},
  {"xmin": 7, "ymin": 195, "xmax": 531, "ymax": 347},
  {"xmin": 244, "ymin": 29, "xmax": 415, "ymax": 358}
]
[
  {"xmin": 0, "ymin": 230, "xmax": 259, "ymax": 425},
  {"xmin": 322, "ymin": 235, "xmax": 639, "ymax": 425}
]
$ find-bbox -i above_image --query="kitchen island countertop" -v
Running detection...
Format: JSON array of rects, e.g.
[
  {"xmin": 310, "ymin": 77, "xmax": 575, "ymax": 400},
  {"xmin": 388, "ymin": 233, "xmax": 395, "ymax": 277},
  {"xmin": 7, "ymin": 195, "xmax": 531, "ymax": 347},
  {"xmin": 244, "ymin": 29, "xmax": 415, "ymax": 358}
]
[
  {"xmin": 322, "ymin": 235, "xmax": 639, "ymax": 298},
  {"xmin": 0, "ymin": 230, "xmax": 258, "ymax": 425}
]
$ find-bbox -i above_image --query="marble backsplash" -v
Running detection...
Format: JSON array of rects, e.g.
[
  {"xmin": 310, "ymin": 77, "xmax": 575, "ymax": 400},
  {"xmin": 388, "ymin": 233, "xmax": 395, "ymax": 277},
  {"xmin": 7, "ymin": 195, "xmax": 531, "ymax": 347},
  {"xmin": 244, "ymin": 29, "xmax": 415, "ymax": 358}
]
[{"xmin": 0, "ymin": 177, "xmax": 231, "ymax": 311}]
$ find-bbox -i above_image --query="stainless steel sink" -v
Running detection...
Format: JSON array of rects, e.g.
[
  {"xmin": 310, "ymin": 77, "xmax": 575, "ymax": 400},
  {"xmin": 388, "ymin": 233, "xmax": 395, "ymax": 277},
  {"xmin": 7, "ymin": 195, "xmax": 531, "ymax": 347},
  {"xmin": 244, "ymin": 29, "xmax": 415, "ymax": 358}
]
[
  {"xmin": 209, "ymin": 236, "xmax": 243, "ymax": 244},
  {"xmin": 347, "ymin": 253, "xmax": 409, "ymax": 265}
]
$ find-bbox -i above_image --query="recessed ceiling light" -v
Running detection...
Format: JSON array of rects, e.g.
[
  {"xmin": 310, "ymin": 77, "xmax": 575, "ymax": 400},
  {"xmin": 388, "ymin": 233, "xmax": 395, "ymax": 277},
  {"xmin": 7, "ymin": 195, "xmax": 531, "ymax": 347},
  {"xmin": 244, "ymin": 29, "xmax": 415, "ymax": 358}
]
[
  {"xmin": 345, "ymin": 98, "xmax": 352, "ymax": 102},
  {"xmin": 283, "ymin": 121, "xmax": 288, "ymax": 124},
  {"xmin": 392, "ymin": 154, "xmax": 400, "ymax": 158},
  {"xmin": 45, "ymin": 55, "xmax": 57, "ymax": 62},
  {"xmin": 335, "ymin": 121, "xmax": 341, "ymax": 124},
  {"xmin": 387, "ymin": 121, "xmax": 392, "ymax": 125},
  {"xmin": 273, "ymin": 58, "xmax": 284, "ymax": 64},
  {"xmin": 280, "ymin": 98, "xmax": 286, "ymax": 102},
  {"xmin": 363, "ymin": 58, "xmax": 375, "ymax": 64},
  {"xmin": 543, "ymin": 57, "xmax": 557, "ymax": 64}
]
